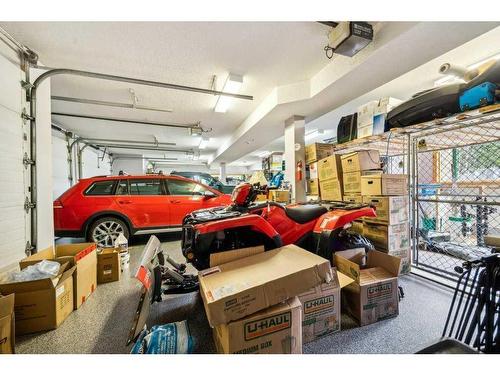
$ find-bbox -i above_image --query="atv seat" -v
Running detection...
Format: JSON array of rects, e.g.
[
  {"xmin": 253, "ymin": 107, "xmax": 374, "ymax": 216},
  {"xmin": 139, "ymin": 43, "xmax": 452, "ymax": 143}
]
[{"xmin": 285, "ymin": 204, "xmax": 327, "ymax": 224}]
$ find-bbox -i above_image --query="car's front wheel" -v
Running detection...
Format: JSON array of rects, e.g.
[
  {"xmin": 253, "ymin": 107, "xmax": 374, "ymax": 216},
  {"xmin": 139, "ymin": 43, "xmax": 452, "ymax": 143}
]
[{"xmin": 87, "ymin": 217, "xmax": 129, "ymax": 247}]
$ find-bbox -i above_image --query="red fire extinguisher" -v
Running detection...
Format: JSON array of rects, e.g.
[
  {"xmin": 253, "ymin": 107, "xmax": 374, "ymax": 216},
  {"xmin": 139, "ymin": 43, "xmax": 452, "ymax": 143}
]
[{"xmin": 296, "ymin": 160, "xmax": 303, "ymax": 181}]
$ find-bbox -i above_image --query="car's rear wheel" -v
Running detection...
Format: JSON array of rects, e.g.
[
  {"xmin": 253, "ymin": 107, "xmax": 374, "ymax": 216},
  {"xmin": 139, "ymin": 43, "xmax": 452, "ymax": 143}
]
[{"xmin": 87, "ymin": 217, "xmax": 129, "ymax": 247}]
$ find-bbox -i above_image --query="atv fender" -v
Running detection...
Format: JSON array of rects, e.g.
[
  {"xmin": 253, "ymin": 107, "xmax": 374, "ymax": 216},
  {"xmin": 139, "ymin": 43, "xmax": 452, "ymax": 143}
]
[
  {"xmin": 313, "ymin": 206, "xmax": 376, "ymax": 233},
  {"xmin": 195, "ymin": 214, "xmax": 281, "ymax": 242}
]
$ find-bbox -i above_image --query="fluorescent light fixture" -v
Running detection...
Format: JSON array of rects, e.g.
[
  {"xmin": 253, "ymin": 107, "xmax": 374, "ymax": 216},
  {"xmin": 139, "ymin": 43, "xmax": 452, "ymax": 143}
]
[
  {"xmin": 305, "ymin": 129, "xmax": 325, "ymax": 142},
  {"xmin": 199, "ymin": 137, "xmax": 210, "ymax": 149},
  {"xmin": 214, "ymin": 74, "xmax": 243, "ymax": 113}
]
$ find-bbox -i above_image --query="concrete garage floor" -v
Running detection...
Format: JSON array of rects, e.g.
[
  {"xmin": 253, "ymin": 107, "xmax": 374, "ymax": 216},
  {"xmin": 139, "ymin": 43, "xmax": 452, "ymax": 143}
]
[{"xmin": 15, "ymin": 234, "xmax": 453, "ymax": 354}]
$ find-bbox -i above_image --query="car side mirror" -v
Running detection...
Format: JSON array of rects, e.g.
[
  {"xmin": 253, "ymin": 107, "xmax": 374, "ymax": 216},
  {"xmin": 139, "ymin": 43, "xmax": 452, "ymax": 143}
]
[{"xmin": 203, "ymin": 191, "xmax": 217, "ymax": 199}]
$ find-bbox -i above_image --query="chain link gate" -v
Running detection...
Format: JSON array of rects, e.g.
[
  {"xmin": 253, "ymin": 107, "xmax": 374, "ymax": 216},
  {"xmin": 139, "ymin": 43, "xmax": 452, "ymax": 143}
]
[{"xmin": 410, "ymin": 110, "xmax": 500, "ymax": 281}]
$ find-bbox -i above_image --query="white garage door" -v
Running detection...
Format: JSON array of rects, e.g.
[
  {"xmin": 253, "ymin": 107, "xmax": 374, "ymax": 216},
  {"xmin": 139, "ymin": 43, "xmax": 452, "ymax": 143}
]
[{"xmin": 0, "ymin": 42, "xmax": 31, "ymax": 270}]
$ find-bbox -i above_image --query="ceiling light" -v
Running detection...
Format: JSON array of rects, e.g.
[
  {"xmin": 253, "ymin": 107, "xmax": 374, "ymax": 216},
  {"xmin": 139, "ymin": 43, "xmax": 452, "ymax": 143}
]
[
  {"xmin": 214, "ymin": 74, "xmax": 243, "ymax": 113},
  {"xmin": 199, "ymin": 137, "xmax": 210, "ymax": 149}
]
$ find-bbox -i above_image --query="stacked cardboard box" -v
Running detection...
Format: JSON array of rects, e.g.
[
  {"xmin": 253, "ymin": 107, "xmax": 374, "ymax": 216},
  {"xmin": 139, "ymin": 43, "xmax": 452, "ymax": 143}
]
[
  {"xmin": 357, "ymin": 97, "xmax": 402, "ymax": 139},
  {"xmin": 340, "ymin": 150, "xmax": 381, "ymax": 204},
  {"xmin": 317, "ymin": 154, "xmax": 343, "ymax": 201},
  {"xmin": 361, "ymin": 176, "xmax": 411, "ymax": 274},
  {"xmin": 0, "ymin": 293, "xmax": 15, "ymax": 353},
  {"xmin": 305, "ymin": 143, "xmax": 334, "ymax": 197},
  {"xmin": 199, "ymin": 245, "xmax": 352, "ymax": 352}
]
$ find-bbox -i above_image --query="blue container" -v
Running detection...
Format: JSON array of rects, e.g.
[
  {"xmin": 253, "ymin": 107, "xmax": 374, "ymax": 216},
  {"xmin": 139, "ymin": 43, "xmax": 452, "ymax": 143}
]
[{"xmin": 459, "ymin": 82, "xmax": 497, "ymax": 111}]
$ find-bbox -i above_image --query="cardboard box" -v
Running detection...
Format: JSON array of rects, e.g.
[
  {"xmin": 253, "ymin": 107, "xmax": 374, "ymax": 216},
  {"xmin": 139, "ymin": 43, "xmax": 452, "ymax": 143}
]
[
  {"xmin": 350, "ymin": 220, "xmax": 364, "ymax": 235},
  {"xmin": 305, "ymin": 143, "xmax": 334, "ymax": 164},
  {"xmin": 20, "ymin": 243, "xmax": 97, "ymax": 310},
  {"xmin": 0, "ymin": 294, "xmax": 15, "ymax": 353},
  {"xmin": 384, "ymin": 248, "xmax": 411, "ymax": 275},
  {"xmin": 362, "ymin": 195, "xmax": 408, "ymax": 224},
  {"xmin": 341, "ymin": 150, "xmax": 380, "ymax": 173},
  {"xmin": 319, "ymin": 178, "xmax": 342, "ymax": 201},
  {"xmin": 343, "ymin": 170, "xmax": 380, "ymax": 194},
  {"xmin": 307, "ymin": 179, "xmax": 319, "ymax": 196},
  {"xmin": 0, "ymin": 262, "xmax": 75, "ymax": 335},
  {"xmin": 297, "ymin": 269, "xmax": 353, "ymax": 343},
  {"xmin": 269, "ymin": 190, "xmax": 289, "ymax": 203},
  {"xmin": 363, "ymin": 221, "xmax": 410, "ymax": 252},
  {"xmin": 361, "ymin": 173, "xmax": 407, "ymax": 196},
  {"xmin": 343, "ymin": 194, "xmax": 363, "ymax": 204},
  {"xmin": 198, "ymin": 244, "xmax": 332, "ymax": 326},
  {"xmin": 212, "ymin": 297, "xmax": 302, "ymax": 354},
  {"xmin": 255, "ymin": 194, "xmax": 268, "ymax": 202},
  {"xmin": 374, "ymin": 97, "xmax": 402, "ymax": 115},
  {"xmin": 317, "ymin": 154, "xmax": 342, "ymax": 181},
  {"xmin": 308, "ymin": 162, "xmax": 318, "ymax": 180},
  {"xmin": 356, "ymin": 100, "xmax": 378, "ymax": 128},
  {"xmin": 335, "ymin": 249, "xmax": 401, "ymax": 326},
  {"xmin": 97, "ymin": 248, "xmax": 121, "ymax": 284}
]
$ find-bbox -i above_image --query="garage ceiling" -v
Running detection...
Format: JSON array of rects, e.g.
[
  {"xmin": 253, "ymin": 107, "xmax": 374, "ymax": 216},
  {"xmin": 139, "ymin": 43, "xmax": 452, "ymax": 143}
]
[{"xmin": 0, "ymin": 21, "xmax": 333, "ymax": 159}]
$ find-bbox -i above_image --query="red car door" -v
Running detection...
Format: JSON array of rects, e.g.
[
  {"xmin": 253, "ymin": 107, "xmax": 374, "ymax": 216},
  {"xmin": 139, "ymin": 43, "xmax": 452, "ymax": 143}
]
[
  {"xmin": 114, "ymin": 178, "xmax": 171, "ymax": 229},
  {"xmin": 165, "ymin": 177, "xmax": 222, "ymax": 225}
]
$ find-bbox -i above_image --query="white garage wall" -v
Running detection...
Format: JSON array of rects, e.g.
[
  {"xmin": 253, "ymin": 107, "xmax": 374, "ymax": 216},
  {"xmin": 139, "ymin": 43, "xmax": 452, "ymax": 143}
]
[
  {"xmin": 51, "ymin": 130, "xmax": 112, "ymax": 199},
  {"xmin": 52, "ymin": 130, "xmax": 70, "ymax": 199},
  {"xmin": 81, "ymin": 146, "xmax": 112, "ymax": 179},
  {"xmin": 111, "ymin": 156, "xmax": 145, "ymax": 175},
  {"xmin": 157, "ymin": 163, "xmax": 248, "ymax": 176}
]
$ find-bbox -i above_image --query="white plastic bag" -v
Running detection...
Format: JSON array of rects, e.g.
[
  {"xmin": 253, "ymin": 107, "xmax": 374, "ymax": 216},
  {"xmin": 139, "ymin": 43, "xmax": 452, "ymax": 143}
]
[{"xmin": 8, "ymin": 260, "xmax": 61, "ymax": 283}]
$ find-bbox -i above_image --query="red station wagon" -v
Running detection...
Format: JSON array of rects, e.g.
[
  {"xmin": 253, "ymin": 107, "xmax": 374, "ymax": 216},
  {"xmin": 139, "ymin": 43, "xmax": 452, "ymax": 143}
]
[{"xmin": 53, "ymin": 174, "xmax": 232, "ymax": 247}]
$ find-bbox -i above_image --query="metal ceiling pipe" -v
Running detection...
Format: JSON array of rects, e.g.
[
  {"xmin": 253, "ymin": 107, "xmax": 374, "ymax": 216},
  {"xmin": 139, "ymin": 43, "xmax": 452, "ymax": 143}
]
[
  {"xmin": 51, "ymin": 95, "xmax": 174, "ymax": 113},
  {"xmin": 76, "ymin": 137, "xmax": 176, "ymax": 147},
  {"xmin": 93, "ymin": 143, "xmax": 193, "ymax": 153},
  {"xmin": 52, "ymin": 112, "xmax": 201, "ymax": 130},
  {"xmin": 29, "ymin": 66, "xmax": 252, "ymax": 251},
  {"xmin": 34, "ymin": 67, "xmax": 253, "ymax": 100}
]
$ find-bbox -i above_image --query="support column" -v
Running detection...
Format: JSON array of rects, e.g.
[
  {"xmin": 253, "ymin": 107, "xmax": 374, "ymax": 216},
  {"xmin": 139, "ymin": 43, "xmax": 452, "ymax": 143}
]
[
  {"xmin": 219, "ymin": 162, "xmax": 227, "ymax": 184},
  {"xmin": 284, "ymin": 115, "xmax": 306, "ymax": 203}
]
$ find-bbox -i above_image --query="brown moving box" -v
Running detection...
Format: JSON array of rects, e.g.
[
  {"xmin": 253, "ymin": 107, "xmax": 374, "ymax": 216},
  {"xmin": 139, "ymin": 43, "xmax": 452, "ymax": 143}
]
[
  {"xmin": 362, "ymin": 195, "xmax": 408, "ymax": 224},
  {"xmin": 0, "ymin": 293, "xmax": 15, "ymax": 353},
  {"xmin": 363, "ymin": 221, "xmax": 409, "ymax": 252},
  {"xmin": 386, "ymin": 248, "xmax": 411, "ymax": 275},
  {"xmin": 255, "ymin": 194, "xmax": 268, "ymax": 202},
  {"xmin": 297, "ymin": 269, "xmax": 353, "ymax": 343},
  {"xmin": 340, "ymin": 150, "xmax": 380, "ymax": 173},
  {"xmin": 350, "ymin": 220, "xmax": 364, "ymax": 235},
  {"xmin": 20, "ymin": 243, "xmax": 97, "ymax": 310},
  {"xmin": 334, "ymin": 249, "xmax": 401, "ymax": 326},
  {"xmin": 0, "ymin": 262, "xmax": 75, "ymax": 335},
  {"xmin": 269, "ymin": 190, "xmax": 290, "ymax": 203},
  {"xmin": 97, "ymin": 248, "xmax": 121, "ymax": 284},
  {"xmin": 317, "ymin": 155, "xmax": 342, "ymax": 181},
  {"xmin": 308, "ymin": 161, "xmax": 318, "ymax": 180},
  {"xmin": 306, "ymin": 179, "xmax": 319, "ymax": 196},
  {"xmin": 343, "ymin": 170, "xmax": 380, "ymax": 194},
  {"xmin": 343, "ymin": 194, "xmax": 363, "ymax": 204},
  {"xmin": 305, "ymin": 143, "xmax": 334, "ymax": 164},
  {"xmin": 319, "ymin": 178, "xmax": 342, "ymax": 201},
  {"xmin": 212, "ymin": 297, "xmax": 302, "ymax": 354},
  {"xmin": 360, "ymin": 174, "xmax": 407, "ymax": 196},
  {"xmin": 199, "ymin": 244, "xmax": 332, "ymax": 326}
]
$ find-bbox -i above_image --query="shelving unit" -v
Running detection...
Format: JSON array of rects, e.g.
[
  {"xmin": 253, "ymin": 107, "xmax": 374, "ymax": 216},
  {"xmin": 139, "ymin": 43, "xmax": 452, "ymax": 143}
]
[{"xmin": 330, "ymin": 105, "xmax": 500, "ymax": 282}]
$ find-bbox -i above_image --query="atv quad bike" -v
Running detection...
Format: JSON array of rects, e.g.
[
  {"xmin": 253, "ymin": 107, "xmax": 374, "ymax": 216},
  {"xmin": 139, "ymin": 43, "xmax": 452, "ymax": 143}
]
[
  {"xmin": 129, "ymin": 183, "xmax": 377, "ymax": 343},
  {"xmin": 181, "ymin": 182, "xmax": 376, "ymax": 270}
]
